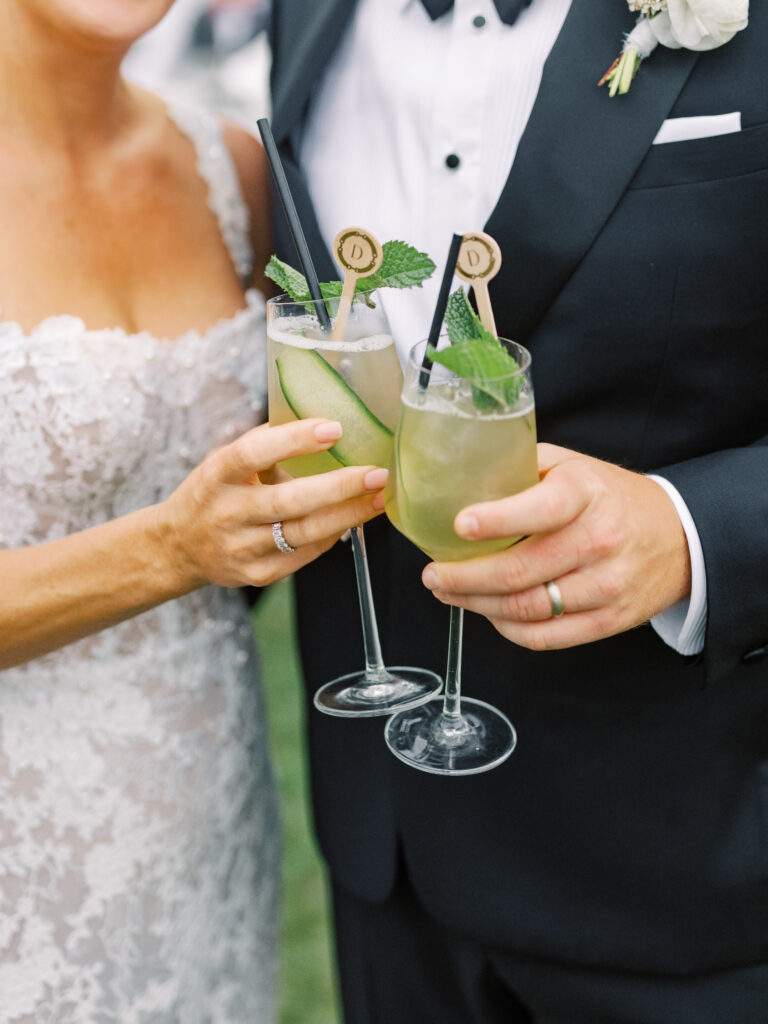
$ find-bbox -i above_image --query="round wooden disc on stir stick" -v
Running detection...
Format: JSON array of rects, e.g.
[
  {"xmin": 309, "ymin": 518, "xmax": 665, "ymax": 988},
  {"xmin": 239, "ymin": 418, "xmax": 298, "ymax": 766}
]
[
  {"xmin": 455, "ymin": 231, "xmax": 502, "ymax": 337},
  {"xmin": 331, "ymin": 227, "xmax": 384, "ymax": 340}
]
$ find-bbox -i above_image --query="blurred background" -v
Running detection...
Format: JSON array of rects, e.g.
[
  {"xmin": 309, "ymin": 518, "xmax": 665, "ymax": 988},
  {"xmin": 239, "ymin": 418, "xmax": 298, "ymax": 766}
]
[
  {"xmin": 123, "ymin": 0, "xmax": 271, "ymax": 125},
  {"xmin": 125, "ymin": 6, "xmax": 341, "ymax": 1021},
  {"xmin": 254, "ymin": 580, "xmax": 341, "ymax": 1024}
]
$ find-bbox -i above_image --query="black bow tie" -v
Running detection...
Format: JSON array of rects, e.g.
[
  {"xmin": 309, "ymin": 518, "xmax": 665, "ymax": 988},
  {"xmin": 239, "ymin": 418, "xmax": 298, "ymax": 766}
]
[{"xmin": 420, "ymin": 0, "xmax": 533, "ymax": 27}]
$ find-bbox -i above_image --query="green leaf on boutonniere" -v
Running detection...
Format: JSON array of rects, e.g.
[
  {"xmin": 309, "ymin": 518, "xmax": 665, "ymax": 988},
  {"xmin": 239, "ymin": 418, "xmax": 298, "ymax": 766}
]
[{"xmin": 599, "ymin": 46, "xmax": 643, "ymax": 96}]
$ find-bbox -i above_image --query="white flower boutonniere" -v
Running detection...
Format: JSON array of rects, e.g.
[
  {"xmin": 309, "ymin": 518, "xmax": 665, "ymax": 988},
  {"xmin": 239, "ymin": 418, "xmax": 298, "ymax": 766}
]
[{"xmin": 599, "ymin": 0, "xmax": 749, "ymax": 97}]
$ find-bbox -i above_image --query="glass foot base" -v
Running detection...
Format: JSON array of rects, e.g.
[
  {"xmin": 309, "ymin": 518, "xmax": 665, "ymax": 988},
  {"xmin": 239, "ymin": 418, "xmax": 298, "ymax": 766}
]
[
  {"xmin": 384, "ymin": 697, "xmax": 517, "ymax": 775},
  {"xmin": 314, "ymin": 667, "xmax": 443, "ymax": 718}
]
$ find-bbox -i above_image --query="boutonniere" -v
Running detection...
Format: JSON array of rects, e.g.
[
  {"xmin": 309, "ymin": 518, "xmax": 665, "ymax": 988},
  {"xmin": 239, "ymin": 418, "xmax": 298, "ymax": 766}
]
[{"xmin": 599, "ymin": 1, "xmax": 749, "ymax": 97}]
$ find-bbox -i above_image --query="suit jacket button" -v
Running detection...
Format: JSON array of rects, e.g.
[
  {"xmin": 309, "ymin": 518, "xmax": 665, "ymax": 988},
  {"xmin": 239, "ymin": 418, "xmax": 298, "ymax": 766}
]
[{"xmin": 741, "ymin": 646, "xmax": 766, "ymax": 665}]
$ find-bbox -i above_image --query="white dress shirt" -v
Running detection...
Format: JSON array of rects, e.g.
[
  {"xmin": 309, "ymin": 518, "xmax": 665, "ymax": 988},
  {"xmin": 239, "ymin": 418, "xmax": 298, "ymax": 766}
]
[{"xmin": 299, "ymin": 0, "xmax": 706, "ymax": 655}]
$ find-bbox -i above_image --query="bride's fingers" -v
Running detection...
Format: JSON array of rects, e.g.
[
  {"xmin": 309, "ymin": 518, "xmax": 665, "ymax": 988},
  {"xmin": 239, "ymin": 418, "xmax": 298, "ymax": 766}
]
[
  {"xmin": 255, "ymin": 492, "xmax": 384, "ymax": 551},
  {"xmin": 243, "ymin": 534, "xmax": 345, "ymax": 586},
  {"xmin": 245, "ymin": 466, "xmax": 388, "ymax": 526},
  {"xmin": 212, "ymin": 419, "xmax": 343, "ymax": 485}
]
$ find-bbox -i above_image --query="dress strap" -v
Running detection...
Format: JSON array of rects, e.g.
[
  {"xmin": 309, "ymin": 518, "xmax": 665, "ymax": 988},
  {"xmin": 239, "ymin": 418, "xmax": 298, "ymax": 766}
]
[{"xmin": 165, "ymin": 99, "xmax": 254, "ymax": 284}]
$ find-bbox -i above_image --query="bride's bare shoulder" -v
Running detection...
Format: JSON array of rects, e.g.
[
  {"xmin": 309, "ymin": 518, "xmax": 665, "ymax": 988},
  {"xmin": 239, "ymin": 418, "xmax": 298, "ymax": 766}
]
[{"xmin": 122, "ymin": 83, "xmax": 267, "ymax": 206}]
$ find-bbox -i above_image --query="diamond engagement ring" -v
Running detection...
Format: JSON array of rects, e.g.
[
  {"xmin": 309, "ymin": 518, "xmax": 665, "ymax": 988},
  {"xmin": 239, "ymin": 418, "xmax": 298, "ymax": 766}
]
[
  {"xmin": 545, "ymin": 580, "xmax": 565, "ymax": 618},
  {"xmin": 271, "ymin": 521, "xmax": 296, "ymax": 554}
]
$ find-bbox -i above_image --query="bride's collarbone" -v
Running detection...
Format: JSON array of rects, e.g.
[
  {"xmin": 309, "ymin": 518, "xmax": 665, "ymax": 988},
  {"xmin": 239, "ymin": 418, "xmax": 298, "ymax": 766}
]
[{"xmin": 0, "ymin": 147, "xmax": 250, "ymax": 338}]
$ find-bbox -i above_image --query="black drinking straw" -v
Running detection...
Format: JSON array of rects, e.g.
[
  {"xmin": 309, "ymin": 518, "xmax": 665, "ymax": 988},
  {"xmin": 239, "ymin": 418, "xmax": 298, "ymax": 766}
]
[
  {"xmin": 257, "ymin": 117, "xmax": 332, "ymax": 332},
  {"xmin": 419, "ymin": 232, "xmax": 464, "ymax": 390}
]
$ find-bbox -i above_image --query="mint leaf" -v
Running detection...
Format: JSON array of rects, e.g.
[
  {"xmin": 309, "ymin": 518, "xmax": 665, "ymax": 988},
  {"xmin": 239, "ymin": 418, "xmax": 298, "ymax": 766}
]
[
  {"xmin": 429, "ymin": 288, "xmax": 523, "ymax": 410},
  {"xmin": 263, "ymin": 257, "xmax": 344, "ymax": 302},
  {"xmin": 443, "ymin": 288, "xmax": 482, "ymax": 345},
  {"xmin": 362, "ymin": 241, "xmax": 435, "ymax": 291},
  {"xmin": 427, "ymin": 338, "xmax": 522, "ymax": 409},
  {"xmin": 265, "ymin": 242, "xmax": 435, "ymax": 304},
  {"xmin": 318, "ymin": 280, "xmax": 344, "ymax": 300},
  {"xmin": 264, "ymin": 256, "xmax": 312, "ymax": 301}
]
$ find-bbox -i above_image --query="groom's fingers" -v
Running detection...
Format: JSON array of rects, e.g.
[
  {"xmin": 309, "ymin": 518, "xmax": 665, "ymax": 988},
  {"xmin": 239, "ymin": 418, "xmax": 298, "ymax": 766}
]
[
  {"xmin": 454, "ymin": 455, "xmax": 592, "ymax": 542},
  {"xmin": 212, "ymin": 419, "xmax": 344, "ymax": 485},
  {"xmin": 424, "ymin": 517, "xmax": 591, "ymax": 598}
]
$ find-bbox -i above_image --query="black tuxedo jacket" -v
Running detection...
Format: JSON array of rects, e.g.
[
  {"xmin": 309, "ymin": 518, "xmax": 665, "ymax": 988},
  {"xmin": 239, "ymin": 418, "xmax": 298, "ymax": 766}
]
[{"xmin": 269, "ymin": 0, "xmax": 768, "ymax": 975}]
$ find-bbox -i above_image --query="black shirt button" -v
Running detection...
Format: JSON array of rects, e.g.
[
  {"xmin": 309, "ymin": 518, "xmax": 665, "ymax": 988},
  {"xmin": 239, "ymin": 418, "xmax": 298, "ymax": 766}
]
[
  {"xmin": 473, "ymin": 14, "xmax": 487, "ymax": 28},
  {"xmin": 445, "ymin": 153, "xmax": 461, "ymax": 170},
  {"xmin": 741, "ymin": 646, "xmax": 766, "ymax": 665}
]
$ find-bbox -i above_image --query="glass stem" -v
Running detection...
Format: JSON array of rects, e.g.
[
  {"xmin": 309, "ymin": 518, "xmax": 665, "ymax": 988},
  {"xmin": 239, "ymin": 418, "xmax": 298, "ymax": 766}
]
[
  {"xmin": 443, "ymin": 607, "xmax": 463, "ymax": 718},
  {"xmin": 350, "ymin": 526, "xmax": 388, "ymax": 679}
]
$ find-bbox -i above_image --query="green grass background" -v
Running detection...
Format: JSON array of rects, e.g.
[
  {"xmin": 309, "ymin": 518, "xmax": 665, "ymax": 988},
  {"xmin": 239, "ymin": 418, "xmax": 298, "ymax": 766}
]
[{"xmin": 253, "ymin": 578, "xmax": 341, "ymax": 1024}]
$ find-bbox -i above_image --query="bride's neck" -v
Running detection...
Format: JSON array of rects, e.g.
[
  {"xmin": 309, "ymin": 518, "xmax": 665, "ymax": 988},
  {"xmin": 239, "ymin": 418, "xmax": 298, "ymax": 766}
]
[{"xmin": 0, "ymin": 5, "xmax": 133, "ymax": 155}]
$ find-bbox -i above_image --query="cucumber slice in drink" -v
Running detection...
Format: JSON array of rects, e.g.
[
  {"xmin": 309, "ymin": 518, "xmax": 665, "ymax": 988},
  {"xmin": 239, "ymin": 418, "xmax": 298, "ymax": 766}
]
[{"xmin": 276, "ymin": 346, "xmax": 393, "ymax": 467}]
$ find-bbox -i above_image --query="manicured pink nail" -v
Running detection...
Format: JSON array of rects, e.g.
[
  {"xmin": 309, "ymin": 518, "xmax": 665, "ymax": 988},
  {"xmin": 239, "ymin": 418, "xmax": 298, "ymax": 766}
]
[
  {"xmin": 314, "ymin": 420, "xmax": 343, "ymax": 443},
  {"xmin": 363, "ymin": 468, "xmax": 389, "ymax": 490},
  {"xmin": 455, "ymin": 513, "xmax": 479, "ymax": 537}
]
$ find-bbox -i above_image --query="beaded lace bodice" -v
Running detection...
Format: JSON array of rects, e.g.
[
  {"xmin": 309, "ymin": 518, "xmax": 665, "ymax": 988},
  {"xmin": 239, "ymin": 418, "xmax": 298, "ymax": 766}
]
[{"xmin": 0, "ymin": 103, "xmax": 279, "ymax": 1023}]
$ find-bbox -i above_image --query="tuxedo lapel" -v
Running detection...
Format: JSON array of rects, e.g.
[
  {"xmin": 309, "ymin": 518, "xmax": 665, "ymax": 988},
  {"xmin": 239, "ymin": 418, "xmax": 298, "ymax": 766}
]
[
  {"xmin": 271, "ymin": 0, "xmax": 358, "ymax": 143},
  {"xmin": 486, "ymin": 0, "xmax": 699, "ymax": 340}
]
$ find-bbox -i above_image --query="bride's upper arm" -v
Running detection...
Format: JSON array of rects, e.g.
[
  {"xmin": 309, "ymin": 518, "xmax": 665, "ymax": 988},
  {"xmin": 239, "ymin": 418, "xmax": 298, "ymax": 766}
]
[{"xmin": 219, "ymin": 119, "xmax": 276, "ymax": 297}]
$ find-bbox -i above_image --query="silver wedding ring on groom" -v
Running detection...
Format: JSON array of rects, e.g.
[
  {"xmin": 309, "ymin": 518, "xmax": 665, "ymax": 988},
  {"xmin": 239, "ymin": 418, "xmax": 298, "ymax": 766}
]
[
  {"xmin": 271, "ymin": 521, "xmax": 296, "ymax": 554},
  {"xmin": 545, "ymin": 580, "xmax": 565, "ymax": 618}
]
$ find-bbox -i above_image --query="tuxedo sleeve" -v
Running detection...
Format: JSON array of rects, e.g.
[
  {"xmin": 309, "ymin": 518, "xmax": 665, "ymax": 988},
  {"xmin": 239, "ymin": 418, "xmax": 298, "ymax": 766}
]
[{"xmin": 654, "ymin": 437, "xmax": 768, "ymax": 685}]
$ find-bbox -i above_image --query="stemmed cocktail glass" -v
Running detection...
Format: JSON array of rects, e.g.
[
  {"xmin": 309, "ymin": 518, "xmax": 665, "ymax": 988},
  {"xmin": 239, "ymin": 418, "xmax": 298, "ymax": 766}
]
[
  {"xmin": 383, "ymin": 337, "xmax": 538, "ymax": 773},
  {"xmin": 266, "ymin": 292, "xmax": 443, "ymax": 716}
]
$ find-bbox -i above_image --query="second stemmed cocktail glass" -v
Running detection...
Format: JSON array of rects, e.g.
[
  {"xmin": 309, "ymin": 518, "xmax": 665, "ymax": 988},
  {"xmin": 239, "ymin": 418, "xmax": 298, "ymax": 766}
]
[
  {"xmin": 266, "ymin": 292, "xmax": 443, "ymax": 716},
  {"xmin": 384, "ymin": 337, "xmax": 538, "ymax": 773}
]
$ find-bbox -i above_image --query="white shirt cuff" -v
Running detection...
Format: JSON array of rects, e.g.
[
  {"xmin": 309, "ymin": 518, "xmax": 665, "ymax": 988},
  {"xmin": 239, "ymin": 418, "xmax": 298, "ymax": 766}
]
[{"xmin": 646, "ymin": 475, "xmax": 707, "ymax": 656}]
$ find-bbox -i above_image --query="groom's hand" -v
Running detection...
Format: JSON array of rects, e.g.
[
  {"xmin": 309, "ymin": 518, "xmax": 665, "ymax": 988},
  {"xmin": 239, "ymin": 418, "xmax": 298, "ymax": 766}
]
[{"xmin": 421, "ymin": 444, "xmax": 692, "ymax": 650}]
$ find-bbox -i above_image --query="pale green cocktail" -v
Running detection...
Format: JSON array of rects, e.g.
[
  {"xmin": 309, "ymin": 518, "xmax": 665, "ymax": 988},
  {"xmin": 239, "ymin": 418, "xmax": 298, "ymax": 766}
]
[
  {"xmin": 383, "ymin": 336, "xmax": 537, "ymax": 776},
  {"xmin": 266, "ymin": 293, "xmax": 403, "ymax": 477},
  {"xmin": 386, "ymin": 381, "xmax": 538, "ymax": 562},
  {"xmin": 385, "ymin": 341, "xmax": 538, "ymax": 563},
  {"xmin": 264, "ymin": 291, "xmax": 443, "ymax": 718}
]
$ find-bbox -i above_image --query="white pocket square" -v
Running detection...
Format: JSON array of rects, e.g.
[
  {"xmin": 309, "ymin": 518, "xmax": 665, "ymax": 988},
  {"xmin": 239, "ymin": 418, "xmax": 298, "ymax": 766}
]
[{"xmin": 653, "ymin": 112, "xmax": 741, "ymax": 145}]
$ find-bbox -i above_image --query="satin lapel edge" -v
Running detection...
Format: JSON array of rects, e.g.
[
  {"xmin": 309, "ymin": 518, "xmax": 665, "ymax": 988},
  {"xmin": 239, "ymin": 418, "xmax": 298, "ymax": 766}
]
[
  {"xmin": 271, "ymin": 0, "xmax": 358, "ymax": 143},
  {"xmin": 486, "ymin": 0, "xmax": 699, "ymax": 340}
]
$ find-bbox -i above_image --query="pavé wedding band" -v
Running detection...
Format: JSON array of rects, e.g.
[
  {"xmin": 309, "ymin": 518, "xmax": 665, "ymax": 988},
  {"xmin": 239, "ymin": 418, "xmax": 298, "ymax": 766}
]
[
  {"xmin": 545, "ymin": 580, "xmax": 565, "ymax": 618},
  {"xmin": 271, "ymin": 521, "xmax": 296, "ymax": 554}
]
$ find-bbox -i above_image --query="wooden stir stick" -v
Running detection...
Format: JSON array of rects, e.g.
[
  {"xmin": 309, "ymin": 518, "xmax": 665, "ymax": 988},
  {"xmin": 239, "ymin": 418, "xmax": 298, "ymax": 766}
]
[
  {"xmin": 331, "ymin": 227, "xmax": 384, "ymax": 340},
  {"xmin": 455, "ymin": 231, "xmax": 502, "ymax": 336}
]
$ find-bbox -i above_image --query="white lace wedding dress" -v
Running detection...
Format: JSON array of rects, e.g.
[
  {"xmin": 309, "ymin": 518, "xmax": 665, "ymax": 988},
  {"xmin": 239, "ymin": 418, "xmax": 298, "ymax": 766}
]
[{"xmin": 0, "ymin": 102, "xmax": 279, "ymax": 1023}]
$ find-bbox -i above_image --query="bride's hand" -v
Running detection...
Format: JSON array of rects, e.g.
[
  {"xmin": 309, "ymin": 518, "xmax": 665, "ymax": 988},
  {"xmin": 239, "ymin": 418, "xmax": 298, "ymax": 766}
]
[{"xmin": 157, "ymin": 418, "xmax": 387, "ymax": 588}]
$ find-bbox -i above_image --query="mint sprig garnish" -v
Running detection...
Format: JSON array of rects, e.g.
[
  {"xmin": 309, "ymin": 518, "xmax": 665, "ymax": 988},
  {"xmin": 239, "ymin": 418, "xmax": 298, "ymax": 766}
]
[
  {"xmin": 263, "ymin": 257, "xmax": 312, "ymax": 301},
  {"xmin": 443, "ymin": 287, "xmax": 483, "ymax": 346},
  {"xmin": 362, "ymin": 240, "xmax": 437, "ymax": 291},
  {"xmin": 265, "ymin": 240, "xmax": 435, "ymax": 302},
  {"xmin": 429, "ymin": 289, "xmax": 523, "ymax": 411}
]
